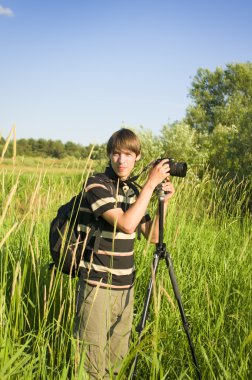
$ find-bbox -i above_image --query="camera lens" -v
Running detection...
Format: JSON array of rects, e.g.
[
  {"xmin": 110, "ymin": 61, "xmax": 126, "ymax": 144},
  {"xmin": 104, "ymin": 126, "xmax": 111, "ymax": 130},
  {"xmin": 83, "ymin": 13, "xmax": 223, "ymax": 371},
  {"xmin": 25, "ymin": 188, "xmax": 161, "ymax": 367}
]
[{"xmin": 169, "ymin": 160, "xmax": 187, "ymax": 177}]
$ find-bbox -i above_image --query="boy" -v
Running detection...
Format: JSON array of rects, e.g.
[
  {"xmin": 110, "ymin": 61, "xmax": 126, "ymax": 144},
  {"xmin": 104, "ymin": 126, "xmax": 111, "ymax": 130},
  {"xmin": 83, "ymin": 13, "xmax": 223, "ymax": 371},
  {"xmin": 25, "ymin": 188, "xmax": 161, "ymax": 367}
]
[{"xmin": 74, "ymin": 128, "xmax": 175, "ymax": 379}]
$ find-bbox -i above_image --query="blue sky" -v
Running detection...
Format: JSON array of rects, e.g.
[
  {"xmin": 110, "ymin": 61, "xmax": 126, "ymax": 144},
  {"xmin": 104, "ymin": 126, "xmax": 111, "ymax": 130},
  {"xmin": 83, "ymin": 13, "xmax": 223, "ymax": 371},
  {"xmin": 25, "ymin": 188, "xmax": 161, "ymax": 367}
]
[{"xmin": 0, "ymin": 0, "xmax": 251, "ymax": 146}]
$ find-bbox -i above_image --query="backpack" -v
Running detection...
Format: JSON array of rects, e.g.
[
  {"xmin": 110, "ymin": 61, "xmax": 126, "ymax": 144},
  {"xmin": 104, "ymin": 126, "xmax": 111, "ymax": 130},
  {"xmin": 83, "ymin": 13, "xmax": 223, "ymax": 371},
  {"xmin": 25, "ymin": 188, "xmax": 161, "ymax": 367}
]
[
  {"xmin": 49, "ymin": 174, "xmax": 117, "ymax": 277},
  {"xmin": 49, "ymin": 191, "xmax": 86, "ymax": 276}
]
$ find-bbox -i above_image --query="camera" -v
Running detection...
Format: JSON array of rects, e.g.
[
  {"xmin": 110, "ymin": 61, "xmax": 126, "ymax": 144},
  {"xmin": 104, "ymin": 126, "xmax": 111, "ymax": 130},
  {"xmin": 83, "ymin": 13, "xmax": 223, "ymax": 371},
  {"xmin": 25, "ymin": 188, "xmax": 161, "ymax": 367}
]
[{"xmin": 155, "ymin": 158, "xmax": 187, "ymax": 177}]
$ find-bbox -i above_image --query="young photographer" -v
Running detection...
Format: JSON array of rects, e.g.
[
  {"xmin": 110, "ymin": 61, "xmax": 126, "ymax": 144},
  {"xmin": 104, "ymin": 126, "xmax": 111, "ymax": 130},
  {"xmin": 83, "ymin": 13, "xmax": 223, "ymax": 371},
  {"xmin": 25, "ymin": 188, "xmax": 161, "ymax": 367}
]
[{"xmin": 74, "ymin": 128, "xmax": 175, "ymax": 379}]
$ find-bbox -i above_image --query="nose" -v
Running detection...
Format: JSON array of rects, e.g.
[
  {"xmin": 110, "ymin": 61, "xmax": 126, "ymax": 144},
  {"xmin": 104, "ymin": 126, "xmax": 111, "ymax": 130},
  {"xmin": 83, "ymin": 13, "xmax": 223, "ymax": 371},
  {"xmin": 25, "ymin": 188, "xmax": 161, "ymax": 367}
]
[{"xmin": 118, "ymin": 154, "xmax": 126, "ymax": 163}]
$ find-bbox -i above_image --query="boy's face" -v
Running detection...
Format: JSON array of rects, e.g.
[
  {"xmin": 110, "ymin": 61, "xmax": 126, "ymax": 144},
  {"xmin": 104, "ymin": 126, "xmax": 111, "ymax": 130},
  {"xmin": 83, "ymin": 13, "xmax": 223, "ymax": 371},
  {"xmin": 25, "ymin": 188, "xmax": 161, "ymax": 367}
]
[{"xmin": 110, "ymin": 149, "xmax": 140, "ymax": 180}]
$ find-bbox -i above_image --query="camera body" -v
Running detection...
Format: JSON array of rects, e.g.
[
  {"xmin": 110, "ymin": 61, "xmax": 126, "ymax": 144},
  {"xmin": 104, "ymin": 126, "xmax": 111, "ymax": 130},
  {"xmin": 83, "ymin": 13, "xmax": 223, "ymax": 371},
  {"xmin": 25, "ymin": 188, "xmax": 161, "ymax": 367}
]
[{"xmin": 155, "ymin": 158, "xmax": 187, "ymax": 177}]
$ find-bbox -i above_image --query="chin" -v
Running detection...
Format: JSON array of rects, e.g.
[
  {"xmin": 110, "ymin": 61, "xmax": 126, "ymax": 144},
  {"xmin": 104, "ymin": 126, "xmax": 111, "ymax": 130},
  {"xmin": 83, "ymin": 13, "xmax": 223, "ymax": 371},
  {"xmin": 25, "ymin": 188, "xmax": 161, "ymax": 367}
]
[{"xmin": 118, "ymin": 172, "xmax": 128, "ymax": 180}]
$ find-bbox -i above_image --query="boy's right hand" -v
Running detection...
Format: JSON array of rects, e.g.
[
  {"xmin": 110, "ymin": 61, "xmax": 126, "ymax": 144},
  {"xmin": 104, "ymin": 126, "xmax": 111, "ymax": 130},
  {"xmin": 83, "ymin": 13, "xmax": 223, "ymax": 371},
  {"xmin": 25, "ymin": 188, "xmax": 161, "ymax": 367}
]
[{"xmin": 147, "ymin": 159, "xmax": 171, "ymax": 189}]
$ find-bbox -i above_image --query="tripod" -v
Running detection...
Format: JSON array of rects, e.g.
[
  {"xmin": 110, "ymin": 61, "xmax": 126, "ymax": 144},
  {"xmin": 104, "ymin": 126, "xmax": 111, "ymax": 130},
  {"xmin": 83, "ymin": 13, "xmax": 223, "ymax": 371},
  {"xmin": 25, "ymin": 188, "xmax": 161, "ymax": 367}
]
[{"xmin": 130, "ymin": 187, "xmax": 202, "ymax": 380}]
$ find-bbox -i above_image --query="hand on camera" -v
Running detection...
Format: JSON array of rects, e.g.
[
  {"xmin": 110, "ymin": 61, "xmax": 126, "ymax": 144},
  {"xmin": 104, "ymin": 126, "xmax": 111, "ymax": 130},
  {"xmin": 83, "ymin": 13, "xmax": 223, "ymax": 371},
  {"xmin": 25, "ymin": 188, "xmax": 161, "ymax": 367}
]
[
  {"xmin": 147, "ymin": 159, "xmax": 175, "ymax": 202},
  {"xmin": 148, "ymin": 159, "xmax": 171, "ymax": 188}
]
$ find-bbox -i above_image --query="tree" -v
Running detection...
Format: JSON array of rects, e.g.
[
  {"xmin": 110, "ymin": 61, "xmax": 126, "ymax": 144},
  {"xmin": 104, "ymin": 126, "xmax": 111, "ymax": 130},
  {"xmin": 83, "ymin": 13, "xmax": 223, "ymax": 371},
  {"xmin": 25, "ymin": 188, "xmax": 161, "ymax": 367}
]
[
  {"xmin": 186, "ymin": 62, "xmax": 252, "ymax": 133},
  {"xmin": 186, "ymin": 62, "xmax": 252, "ymax": 181},
  {"xmin": 36, "ymin": 138, "xmax": 48, "ymax": 157},
  {"xmin": 160, "ymin": 122, "xmax": 208, "ymax": 166},
  {"xmin": 51, "ymin": 140, "xmax": 65, "ymax": 159},
  {"xmin": 65, "ymin": 141, "xmax": 80, "ymax": 157}
]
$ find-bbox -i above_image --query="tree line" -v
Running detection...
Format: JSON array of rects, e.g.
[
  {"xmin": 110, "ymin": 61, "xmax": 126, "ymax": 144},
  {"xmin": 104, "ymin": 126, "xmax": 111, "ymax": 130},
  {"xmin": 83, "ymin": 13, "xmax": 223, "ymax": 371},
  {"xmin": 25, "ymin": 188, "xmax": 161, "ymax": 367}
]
[
  {"xmin": 0, "ymin": 137, "xmax": 96, "ymax": 160},
  {"xmin": 1, "ymin": 62, "xmax": 251, "ymax": 183}
]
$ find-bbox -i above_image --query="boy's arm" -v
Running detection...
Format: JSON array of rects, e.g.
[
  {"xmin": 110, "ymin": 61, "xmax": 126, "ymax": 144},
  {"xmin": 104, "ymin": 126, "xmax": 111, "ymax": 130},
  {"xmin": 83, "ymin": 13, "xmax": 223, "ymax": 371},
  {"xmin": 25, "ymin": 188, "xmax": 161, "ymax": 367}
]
[{"xmin": 102, "ymin": 160, "xmax": 174, "ymax": 235}]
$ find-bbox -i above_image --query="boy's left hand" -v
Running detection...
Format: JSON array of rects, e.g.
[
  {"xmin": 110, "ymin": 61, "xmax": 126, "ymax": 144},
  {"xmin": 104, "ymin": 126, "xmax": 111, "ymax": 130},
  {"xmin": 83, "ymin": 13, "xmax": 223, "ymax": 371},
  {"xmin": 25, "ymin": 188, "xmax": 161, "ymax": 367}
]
[{"xmin": 161, "ymin": 180, "xmax": 175, "ymax": 202}]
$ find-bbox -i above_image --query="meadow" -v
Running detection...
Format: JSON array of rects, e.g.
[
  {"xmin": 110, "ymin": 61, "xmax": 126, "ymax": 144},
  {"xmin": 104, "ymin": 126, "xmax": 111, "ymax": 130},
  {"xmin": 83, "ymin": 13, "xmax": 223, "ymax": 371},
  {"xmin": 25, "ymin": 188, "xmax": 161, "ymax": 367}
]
[{"xmin": 0, "ymin": 157, "xmax": 251, "ymax": 379}]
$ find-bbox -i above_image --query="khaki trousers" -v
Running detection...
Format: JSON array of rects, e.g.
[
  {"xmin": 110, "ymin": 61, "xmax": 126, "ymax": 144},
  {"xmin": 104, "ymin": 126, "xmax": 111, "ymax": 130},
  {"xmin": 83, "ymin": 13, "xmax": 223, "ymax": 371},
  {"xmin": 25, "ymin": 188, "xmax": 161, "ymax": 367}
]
[{"xmin": 74, "ymin": 280, "xmax": 134, "ymax": 379}]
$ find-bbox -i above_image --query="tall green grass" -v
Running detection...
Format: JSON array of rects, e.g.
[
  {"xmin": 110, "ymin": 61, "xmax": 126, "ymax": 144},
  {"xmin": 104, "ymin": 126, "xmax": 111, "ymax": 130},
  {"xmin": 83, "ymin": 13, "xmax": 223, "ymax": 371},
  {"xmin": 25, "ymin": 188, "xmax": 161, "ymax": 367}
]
[{"xmin": 0, "ymin": 163, "xmax": 251, "ymax": 379}]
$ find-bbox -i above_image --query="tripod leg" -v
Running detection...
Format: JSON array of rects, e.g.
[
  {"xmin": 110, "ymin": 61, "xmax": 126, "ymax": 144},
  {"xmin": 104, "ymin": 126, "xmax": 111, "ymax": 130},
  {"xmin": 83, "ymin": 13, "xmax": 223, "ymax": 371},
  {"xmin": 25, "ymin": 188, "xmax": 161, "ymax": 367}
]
[
  {"xmin": 130, "ymin": 252, "xmax": 161, "ymax": 379},
  {"xmin": 165, "ymin": 252, "xmax": 202, "ymax": 380}
]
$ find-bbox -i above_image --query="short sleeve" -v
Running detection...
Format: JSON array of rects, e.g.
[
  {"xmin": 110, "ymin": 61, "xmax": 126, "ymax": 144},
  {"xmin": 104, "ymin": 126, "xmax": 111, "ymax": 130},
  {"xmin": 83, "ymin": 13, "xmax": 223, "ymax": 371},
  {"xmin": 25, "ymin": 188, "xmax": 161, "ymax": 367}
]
[{"xmin": 85, "ymin": 177, "xmax": 116, "ymax": 218}]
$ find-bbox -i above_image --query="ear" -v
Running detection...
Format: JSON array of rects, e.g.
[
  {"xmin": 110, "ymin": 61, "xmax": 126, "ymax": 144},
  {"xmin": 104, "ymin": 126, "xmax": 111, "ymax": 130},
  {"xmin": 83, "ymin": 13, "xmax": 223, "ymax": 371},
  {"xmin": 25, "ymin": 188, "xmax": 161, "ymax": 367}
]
[{"xmin": 135, "ymin": 153, "xmax": 141, "ymax": 162}]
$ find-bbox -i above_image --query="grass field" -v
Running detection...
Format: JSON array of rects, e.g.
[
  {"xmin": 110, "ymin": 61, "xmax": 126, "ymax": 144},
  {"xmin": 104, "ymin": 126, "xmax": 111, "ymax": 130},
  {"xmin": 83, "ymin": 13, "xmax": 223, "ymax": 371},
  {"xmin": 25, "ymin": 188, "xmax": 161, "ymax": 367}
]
[{"xmin": 0, "ymin": 158, "xmax": 251, "ymax": 379}]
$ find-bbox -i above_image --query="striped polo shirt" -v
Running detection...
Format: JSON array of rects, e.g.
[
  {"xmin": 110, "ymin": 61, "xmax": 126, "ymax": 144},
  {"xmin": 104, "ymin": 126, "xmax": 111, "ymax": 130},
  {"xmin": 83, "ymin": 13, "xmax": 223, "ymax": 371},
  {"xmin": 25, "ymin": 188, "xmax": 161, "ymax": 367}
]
[{"xmin": 77, "ymin": 166, "xmax": 151, "ymax": 289}]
